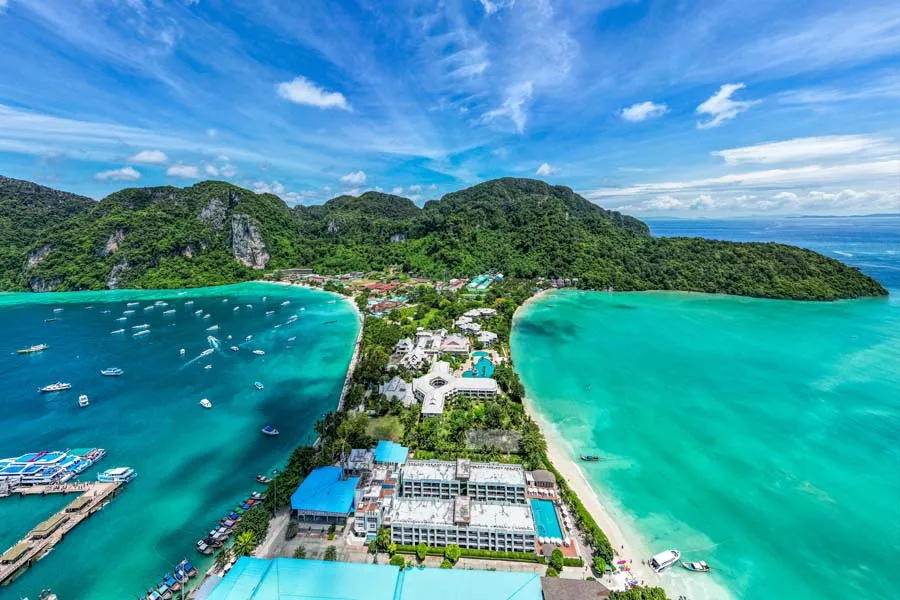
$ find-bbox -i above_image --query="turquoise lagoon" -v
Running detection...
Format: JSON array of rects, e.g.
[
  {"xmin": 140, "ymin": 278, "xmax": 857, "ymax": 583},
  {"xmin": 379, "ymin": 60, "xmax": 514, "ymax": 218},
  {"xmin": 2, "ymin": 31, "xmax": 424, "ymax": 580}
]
[
  {"xmin": 511, "ymin": 289, "xmax": 900, "ymax": 600},
  {"xmin": 0, "ymin": 283, "xmax": 359, "ymax": 599}
]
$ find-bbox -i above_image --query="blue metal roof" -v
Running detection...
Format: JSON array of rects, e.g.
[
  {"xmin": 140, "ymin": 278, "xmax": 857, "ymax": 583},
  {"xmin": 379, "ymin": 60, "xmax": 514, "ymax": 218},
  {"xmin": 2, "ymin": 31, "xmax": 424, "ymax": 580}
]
[
  {"xmin": 290, "ymin": 466, "xmax": 359, "ymax": 515},
  {"xmin": 374, "ymin": 440, "xmax": 409, "ymax": 465},
  {"xmin": 202, "ymin": 558, "xmax": 544, "ymax": 600}
]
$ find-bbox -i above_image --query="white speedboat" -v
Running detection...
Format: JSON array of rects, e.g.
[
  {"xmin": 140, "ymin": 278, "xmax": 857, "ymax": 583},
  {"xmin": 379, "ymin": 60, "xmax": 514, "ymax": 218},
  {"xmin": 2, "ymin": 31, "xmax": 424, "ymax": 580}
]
[
  {"xmin": 287, "ymin": 336, "xmax": 296, "ymax": 342},
  {"xmin": 100, "ymin": 367, "xmax": 124, "ymax": 376},
  {"xmin": 233, "ymin": 306, "xmax": 240, "ymax": 312},
  {"xmin": 245, "ymin": 335, "xmax": 252, "ymax": 341},
  {"xmin": 252, "ymin": 350, "xmax": 265, "ymax": 356},
  {"xmin": 78, "ymin": 394, "xmax": 89, "ymax": 407},
  {"xmin": 200, "ymin": 398, "xmax": 212, "ymax": 409},
  {"xmin": 280, "ymin": 301, "xmax": 290, "ymax": 306},
  {"xmin": 163, "ymin": 309, "xmax": 176, "ymax": 315},
  {"xmin": 39, "ymin": 382, "xmax": 72, "ymax": 393},
  {"xmin": 132, "ymin": 323, "xmax": 150, "ymax": 329},
  {"xmin": 246, "ymin": 304, "xmax": 252, "ymax": 309},
  {"xmin": 230, "ymin": 346, "xmax": 239, "ymax": 352},
  {"xmin": 115, "ymin": 317, "xmax": 127, "ymax": 322},
  {"xmin": 143, "ymin": 306, "xmax": 153, "ymax": 311},
  {"xmin": 111, "ymin": 329, "xmax": 125, "ymax": 334},
  {"xmin": 180, "ymin": 348, "xmax": 186, "ymax": 355},
  {"xmin": 127, "ymin": 302, "xmax": 140, "ymax": 307},
  {"xmin": 123, "ymin": 309, "xmax": 135, "ymax": 314},
  {"xmin": 222, "ymin": 298, "xmax": 229, "ymax": 303},
  {"xmin": 204, "ymin": 364, "xmax": 212, "ymax": 370},
  {"xmin": 649, "ymin": 549, "xmax": 681, "ymax": 573},
  {"xmin": 265, "ymin": 310, "xmax": 274, "ymax": 315},
  {"xmin": 185, "ymin": 300, "xmax": 194, "ymax": 306},
  {"xmin": 206, "ymin": 325, "xmax": 219, "ymax": 331},
  {"xmin": 194, "ymin": 309, "xmax": 203, "ymax": 315},
  {"xmin": 199, "ymin": 348, "xmax": 214, "ymax": 358},
  {"xmin": 97, "ymin": 467, "xmax": 136, "ymax": 483},
  {"xmin": 203, "ymin": 314, "xmax": 211, "ymax": 319},
  {"xmin": 254, "ymin": 382, "xmax": 264, "ymax": 390},
  {"xmin": 53, "ymin": 308, "xmax": 63, "ymax": 313},
  {"xmin": 681, "ymin": 560, "xmax": 710, "ymax": 572},
  {"xmin": 133, "ymin": 330, "xmax": 150, "ymax": 337}
]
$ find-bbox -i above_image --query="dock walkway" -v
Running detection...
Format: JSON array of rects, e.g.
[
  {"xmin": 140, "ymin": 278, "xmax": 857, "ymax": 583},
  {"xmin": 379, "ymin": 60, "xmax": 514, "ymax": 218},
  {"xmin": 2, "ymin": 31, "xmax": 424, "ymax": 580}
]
[{"xmin": 0, "ymin": 481, "xmax": 124, "ymax": 586}]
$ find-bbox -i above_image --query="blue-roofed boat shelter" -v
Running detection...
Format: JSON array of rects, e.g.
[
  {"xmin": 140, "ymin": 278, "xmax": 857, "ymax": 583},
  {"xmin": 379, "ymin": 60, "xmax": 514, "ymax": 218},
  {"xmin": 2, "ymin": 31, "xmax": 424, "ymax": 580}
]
[
  {"xmin": 200, "ymin": 557, "xmax": 544, "ymax": 600},
  {"xmin": 290, "ymin": 466, "xmax": 359, "ymax": 524},
  {"xmin": 374, "ymin": 440, "xmax": 409, "ymax": 467}
]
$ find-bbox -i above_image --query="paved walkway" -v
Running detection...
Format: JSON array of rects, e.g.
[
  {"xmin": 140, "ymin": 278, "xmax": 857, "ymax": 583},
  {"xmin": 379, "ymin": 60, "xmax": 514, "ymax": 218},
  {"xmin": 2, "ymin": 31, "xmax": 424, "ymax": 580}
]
[{"xmin": 255, "ymin": 510, "xmax": 290, "ymax": 559}]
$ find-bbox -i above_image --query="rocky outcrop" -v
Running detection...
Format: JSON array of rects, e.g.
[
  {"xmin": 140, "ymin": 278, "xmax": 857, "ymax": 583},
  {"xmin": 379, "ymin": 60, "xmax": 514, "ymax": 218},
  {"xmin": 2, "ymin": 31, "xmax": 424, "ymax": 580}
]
[
  {"xmin": 28, "ymin": 276, "xmax": 62, "ymax": 292},
  {"xmin": 107, "ymin": 260, "xmax": 129, "ymax": 289},
  {"xmin": 327, "ymin": 219, "xmax": 340, "ymax": 234},
  {"xmin": 198, "ymin": 197, "xmax": 227, "ymax": 233},
  {"xmin": 99, "ymin": 229, "xmax": 125, "ymax": 256},
  {"xmin": 228, "ymin": 214, "xmax": 269, "ymax": 269},
  {"xmin": 26, "ymin": 245, "xmax": 53, "ymax": 268}
]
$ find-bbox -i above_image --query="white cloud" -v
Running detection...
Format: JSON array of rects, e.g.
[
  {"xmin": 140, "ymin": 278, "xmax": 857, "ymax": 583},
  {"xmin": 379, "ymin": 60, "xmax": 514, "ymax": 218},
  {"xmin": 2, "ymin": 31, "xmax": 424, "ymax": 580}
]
[
  {"xmin": 95, "ymin": 166, "xmax": 141, "ymax": 181},
  {"xmin": 535, "ymin": 162, "xmax": 556, "ymax": 176},
  {"xmin": 129, "ymin": 149, "xmax": 168, "ymax": 164},
  {"xmin": 166, "ymin": 164, "xmax": 199, "ymax": 179},
  {"xmin": 340, "ymin": 170, "xmax": 367, "ymax": 186},
  {"xmin": 277, "ymin": 76, "xmax": 351, "ymax": 110},
  {"xmin": 251, "ymin": 180, "xmax": 313, "ymax": 205},
  {"xmin": 392, "ymin": 187, "xmax": 404, "ymax": 195},
  {"xmin": 773, "ymin": 191, "xmax": 798, "ymax": 201},
  {"xmin": 204, "ymin": 164, "xmax": 219, "ymax": 177},
  {"xmin": 216, "ymin": 154, "xmax": 229, "ymax": 162},
  {"xmin": 712, "ymin": 135, "xmax": 891, "ymax": 165},
  {"xmin": 696, "ymin": 83, "xmax": 760, "ymax": 129},
  {"xmin": 619, "ymin": 101, "xmax": 669, "ymax": 122},
  {"xmin": 585, "ymin": 160, "xmax": 900, "ymax": 198},
  {"xmin": 429, "ymin": 184, "xmax": 438, "ymax": 191},
  {"xmin": 205, "ymin": 128, "xmax": 217, "ymax": 138},
  {"xmin": 0, "ymin": 0, "xmax": 8, "ymax": 11},
  {"xmin": 409, "ymin": 184, "xmax": 423, "ymax": 192},
  {"xmin": 478, "ymin": 0, "xmax": 515, "ymax": 16},
  {"xmin": 483, "ymin": 81, "xmax": 534, "ymax": 134},
  {"xmin": 220, "ymin": 163, "xmax": 237, "ymax": 178}
]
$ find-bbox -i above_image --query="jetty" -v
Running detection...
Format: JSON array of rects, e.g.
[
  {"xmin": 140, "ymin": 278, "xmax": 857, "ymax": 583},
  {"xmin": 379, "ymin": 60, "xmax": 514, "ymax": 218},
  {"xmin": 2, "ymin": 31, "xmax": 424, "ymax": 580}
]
[{"xmin": 0, "ymin": 481, "xmax": 125, "ymax": 586}]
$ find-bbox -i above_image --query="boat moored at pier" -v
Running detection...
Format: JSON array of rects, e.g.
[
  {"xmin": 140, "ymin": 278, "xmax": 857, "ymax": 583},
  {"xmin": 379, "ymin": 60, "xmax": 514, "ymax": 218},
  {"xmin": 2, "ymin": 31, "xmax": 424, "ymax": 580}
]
[{"xmin": 97, "ymin": 467, "xmax": 137, "ymax": 483}]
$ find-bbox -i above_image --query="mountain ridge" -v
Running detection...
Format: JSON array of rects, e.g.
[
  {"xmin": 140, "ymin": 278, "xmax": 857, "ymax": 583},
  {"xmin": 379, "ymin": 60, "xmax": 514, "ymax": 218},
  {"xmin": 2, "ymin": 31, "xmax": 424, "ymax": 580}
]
[{"xmin": 0, "ymin": 175, "xmax": 887, "ymax": 300}]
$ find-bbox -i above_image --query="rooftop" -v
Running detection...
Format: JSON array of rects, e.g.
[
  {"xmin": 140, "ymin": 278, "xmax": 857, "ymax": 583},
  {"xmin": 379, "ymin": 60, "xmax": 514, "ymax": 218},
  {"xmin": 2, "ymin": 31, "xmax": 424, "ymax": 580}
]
[
  {"xmin": 540, "ymin": 578, "xmax": 611, "ymax": 600},
  {"xmin": 402, "ymin": 460, "xmax": 457, "ymax": 482},
  {"xmin": 470, "ymin": 462, "xmax": 526, "ymax": 485},
  {"xmin": 390, "ymin": 498, "xmax": 536, "ymax": 532},
  {"xmin": 374, "ymin": 440, "xmax": 409, "ymax": 465},
  {"xmin": 400, "ymin": 567, "xmax": 541, "ymax": 600},
  {"xmin": 290, "ymin": 466, "xmax": 359, "ymax": 515}
]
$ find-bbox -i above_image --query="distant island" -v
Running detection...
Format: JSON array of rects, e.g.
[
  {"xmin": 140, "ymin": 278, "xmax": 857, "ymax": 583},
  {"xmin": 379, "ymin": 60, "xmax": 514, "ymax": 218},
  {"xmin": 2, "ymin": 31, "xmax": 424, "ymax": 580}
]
[{"xmin": 0, "ymin": 175, "xmax": 887, "ymax": 300}]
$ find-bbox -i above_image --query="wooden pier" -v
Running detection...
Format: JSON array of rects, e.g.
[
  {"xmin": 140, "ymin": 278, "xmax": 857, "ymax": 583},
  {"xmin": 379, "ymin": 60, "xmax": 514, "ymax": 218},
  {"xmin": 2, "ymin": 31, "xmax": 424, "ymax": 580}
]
[{"xmin": 0, "ymin": 481, "xmax": 125, "ymax": 586}]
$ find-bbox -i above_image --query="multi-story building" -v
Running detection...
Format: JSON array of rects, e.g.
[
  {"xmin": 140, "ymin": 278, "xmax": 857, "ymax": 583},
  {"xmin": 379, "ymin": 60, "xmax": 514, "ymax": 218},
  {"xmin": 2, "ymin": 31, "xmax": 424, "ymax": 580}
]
[
  {"xmin": 412, "ymin": 361, "xmax": 498, "ymax": 417},
  {"xmin": 389, "ymin": 496, "xmax": 536, "ymax": 552},
  {"xmin": 400, "ymin": 459, "xmax": 527, "ymax": 504}
]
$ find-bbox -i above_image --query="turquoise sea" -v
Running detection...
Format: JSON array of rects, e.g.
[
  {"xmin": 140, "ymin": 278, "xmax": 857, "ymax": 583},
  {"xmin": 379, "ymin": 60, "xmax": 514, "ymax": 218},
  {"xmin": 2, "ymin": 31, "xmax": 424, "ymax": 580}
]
[
  {"xmin": 512, "ymin": 217, "xmax": 900, "ymax": 600},
  {"xmin": 0, "ymin": 283, "xmax": 359, "ymax": 600}
]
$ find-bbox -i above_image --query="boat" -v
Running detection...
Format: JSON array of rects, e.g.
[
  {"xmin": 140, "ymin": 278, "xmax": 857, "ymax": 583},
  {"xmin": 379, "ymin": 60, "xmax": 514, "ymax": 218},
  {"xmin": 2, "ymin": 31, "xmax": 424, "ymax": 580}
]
[
  {"xmin": 127, "ymin": 302, "xmax": 140, "ymax": 307},
  {"xmin": 204, "ymin": 364, "xmax": 212, "ymax": 370},
  {"xmin": 681, "ymin": 560, "xmax": 710, "ymax": 572},
  {"xmin": 255, "ymin": 475, "xmax": 271, "ymax": 484},
  {"xmin": 206, "ymin": 325, "xmax": 219, "ymax": 331},
  {"xmin": 44, "ymin": 317, "xmax": 60, "ymax": 323},
  {"xmin": 163, "ymin": 309, "xmax": 176, "ymax": 315},
  {"xmin": 78, "ymin": 394, "xmax": 89, "ymax": 407},
  {"xmin": 132, "ymin": 323, "xmax": 150, "ymax": 329},
  {"xmin": 180, "ymin": 348, "xmax": 186, "ymax": 355},
  {"xmin": 53, "ymin": 308, "xmax": 63, "ymax": 313},
  {"xmin": 265, "ymin": 310, "xmax": 274, "ymax": 315},
  {"xmin": 280, "ymin": 301, "xmax": 290, "ymax": 306},
  {"xmin": 287, "ymin": 336, "xmax": 296, "ymax": 342},
  {"xmin": 223, "ymin": 298, "xmax": 229, "ymax": 303},
  {"xmin": 200, "ymin": 398, "xmax": 212, "ymax": 409},
  {"xmin": 580, "ymin": 455, "xmax": 600, "ymax": 462},
  {"xmin": 261, "ymin": 425, "xmax": 279, "ymax": 436},
  {"xmin": 246, "ymin": 304, "xmax": 252, "ymax": 309},
  {"xmin": 648, "ymin": 549, "xmax": 681, "ymax": 573},
  {"xmin": 195, "ymin": 540, "xmax": 213, "ymax": 555},
  {"xmin": 199, "ymin": 348, "xmax": 214, "ymax": 358},
  {"xmin": 324, "ymin": 320, "xmax": 337, "ymax": 324},
  {"xmin": 111, "ymin": 329, "xmax": 125, "ymax": 334},
  {"xmin": 254, "ymin": 381, "xmax": 264, "ymax": 390},
  {"xmin": 245, "ymin": 335, "xmax": 253, "ymax": 341},
  {"xmin": 193, "ymin": 309, "xmax": 203, "ymax": 315},
  {"xmin": 250, "ymin": 491, "xmax": 265, "ymax": 500},
  {"xmin": 182, "ymin": 560, "xmax": 198, "ymax": 577},
  {"xmin": 230, "ymin": 346, "xmax": 239, "ymax": 352},
  {"xmin": 156, "ymin": 581, "xmax": 173, "ymax": 600},
  {"xmin": 97, "ymin": 466, "xmax": 137, "ymax": 483},
  {"xmin": 233, "ymin": 306, "xmax": 240, "ymax": 311},
  {"xmin": 252, "ymin": 349, "xmax": 265, "ymax": 356},
  {"xmin": 185, "ymin": 300, "xmax": 194, "ymax": 305},
  {"xmin": 39, "ymin": 382, "xmax": 72, "ymax": 393},
  {"xmin": 123, "ymin": 309, "xmax": 135, "ymax": 314},
  {"xmin": 133, "ymin": 330, "xmax": 150, "ymax": 337},
  {"xmin": 203, "ymin": 314, "xmax": 211, "ymax": 319},
  {"xmin": 143, "ymin": 306, "xmax": 154, "ymax": 311},
  {"xmin": 18, "ymin": 343, "xmax": 49, "ymax": 355},
  {"xmin": 101, "ymin": 367, "xmax": 124, "ymax": 376},
  {"xmin": 164, "ymin": 574, "xmax": 181, "ymax": 592},
  {"xmin": 116, "ymin": 317, "xmax": 128, "ymax": 321}
]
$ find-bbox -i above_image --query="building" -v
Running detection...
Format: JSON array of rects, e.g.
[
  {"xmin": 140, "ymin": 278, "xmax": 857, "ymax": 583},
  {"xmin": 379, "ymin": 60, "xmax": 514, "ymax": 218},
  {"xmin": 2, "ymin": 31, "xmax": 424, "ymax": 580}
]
[
  {"xmin": 399, "ymin": 347, "xmax": 427, "ymax": 370},
  {"xmin": 290, "ymin": 466, "xmax": 359, "ymax": 524},
  {"xmin": 343, "ymin": 449, "xmax": 374, "ymax": 478},
  {"xmin": 389, "ymin": 496, "xmax": 537, "ymax": 552},
  {"xmin": 412, "ymin": 361, "xmax": 498, "ymax": 417},
  {"xmin": 200, "ymin": 557, "xmax": 542, "ymax": 600},
  {"xmin": 540, "ymin": 578, "xmax": 611, "ymax": 600},
  {"xmin": 463, "ymin": 308, "xmax": 497, "ymax": 318},
  {"xmin": 395, "ymin": 338, "xmax": 415, "ymax": 354},
  {"xmin": 374, "ymin": 440, "xmax": 409, "ymax": 468},
  {"xmin": 458, "ymin": 321, "xmax": 482, "ymax": 334},
  {"xmin": 477, "ymin": 331, "xmax": 498, "ymax": 346},
  {"xmin": 440, "ymin": 334, "xmax": 470, "ymax": 355},
  {"xmin": 352, "ymin": 483, "xmax": 393, "ymax": 538},
  {"xmin": 379, "ymin": 376, "xmax": 415, "ymax": 406},
  {"xmin": 526, "ymin": 470, "xmax": 556, "ymax": 489},
  {"xmin": 401, "ymin": 459, "xmax": 527, "ymax": 504},
  {"xmin": 415, "ymin": 328, "xmax": 446, "ymax": 358}
]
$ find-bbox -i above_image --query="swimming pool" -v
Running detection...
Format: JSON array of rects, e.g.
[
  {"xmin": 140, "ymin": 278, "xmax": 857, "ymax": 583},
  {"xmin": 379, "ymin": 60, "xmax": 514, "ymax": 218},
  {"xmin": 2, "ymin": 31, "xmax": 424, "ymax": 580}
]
[
  {"xmin": 472, "ymin": 351, "xmax": 489, "ymax": 358},
  {"xmin": 462, "ymin": 357, "xmax": 494, "ymax": 378},
  {"xmin": 530, "ymin": 498, "xmax": 563, "ymax": 539}
]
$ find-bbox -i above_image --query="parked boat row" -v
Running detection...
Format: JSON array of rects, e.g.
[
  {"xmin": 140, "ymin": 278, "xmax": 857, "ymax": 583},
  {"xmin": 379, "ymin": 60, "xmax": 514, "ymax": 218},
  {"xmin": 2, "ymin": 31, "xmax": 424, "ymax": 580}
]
[
  {"xmin": 138, "ymin": 559, "xmax": 197, "ymax": 600},
  {"xmin": 195, "ymin": 493, "xmax": 266, "ymax": 555},
  {"xmin": 0, "ymin": 448, "xmax": 106, "ymax": 484}
]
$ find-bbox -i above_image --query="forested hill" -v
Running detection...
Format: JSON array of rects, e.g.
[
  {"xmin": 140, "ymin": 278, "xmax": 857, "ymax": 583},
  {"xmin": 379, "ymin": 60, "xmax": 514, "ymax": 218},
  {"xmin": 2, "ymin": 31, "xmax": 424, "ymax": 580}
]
[{"xmin": 0, "ymin": 176, "xmax": 887, "ymax": 300}]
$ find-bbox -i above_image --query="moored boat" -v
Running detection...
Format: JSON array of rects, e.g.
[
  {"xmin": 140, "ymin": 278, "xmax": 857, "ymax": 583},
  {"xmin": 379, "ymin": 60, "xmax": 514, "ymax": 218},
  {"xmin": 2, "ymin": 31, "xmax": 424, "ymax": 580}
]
[
  {"xmin": 195, "ymin": 540, "xmax": 213, "ymax": 555},
  {"xmin": 206, "ymin": 324, "xmax": 219, "ymax": 331},
  {"xmin": 127, "ymin": 302, "xmax": 140, "ymax": 307},
  {"xmin": 199, "ymin": 348, "xmax": 214, "ymax": 358},
  {"xmin": 265, "ymin": 310, "xmax": 274, "ymax": 315},
  {"xmin": 133, "ymin": 330, "xmax": 150, "ymax": 337},
  {"xmin": 111, "ymin": 329, "xmax": 125, "ymax": 334},
  {"xmin": 580, "ymin": 455, "xmax": 600, "ymax": 462},
  {"xmin": 200, "ymin": 398, "xmax": 212, "ymax": 408},
  {"xmin": 132, "ymin": 323, "xmax": 149, "ymax": 329},
  {"xmin": 18, "ymin": 343, "xmax": 49, "ymax": 355},
  {"xmin": 78, "ymin": 394, "xmax": 89, "ymax": 407},
  {"xmin": 261, "ymin": 425, "xmax": 279, "ymax": 436},
  {"xmin": 648, "ymin": 549, "xmax": 681, "ymax": 573},
  {"xmin": 97, "ymin": 466, "xmax": 137, "ymax": 483},
  {"xmin": 100, "ymin": 367, "xmax": 124, "ymax": 376},
  {"xmin": 163, "ymin": 309, "xmax": 176, "ymax": 315},
  {"xmin": 681, "ymin": 560, "xmax": 710, "ymax": 572},
  {"xmin": 254, "ymin": 381, "xmax": 264, "ymax": 390},
  {"xmin": 256, "ymin": 475, "xmax": 271, "ymax": 484},
  {"xmin": 281, "ymin": 301, "xmax": 290, "ymax": 306},
  {"xmin": 230, "ymin": 346, "xmax": 239, "ymax": 351},
  {"xmin": 252, "ymin": 349, "xmax": 265, "ymax": 356},
  {"xmin": 44, "ymin": 317, "xmax": 60, "ymax": 323},
  {"xmin": 39, "ymin": 382, "xmax": 72, "ymax": 393}
]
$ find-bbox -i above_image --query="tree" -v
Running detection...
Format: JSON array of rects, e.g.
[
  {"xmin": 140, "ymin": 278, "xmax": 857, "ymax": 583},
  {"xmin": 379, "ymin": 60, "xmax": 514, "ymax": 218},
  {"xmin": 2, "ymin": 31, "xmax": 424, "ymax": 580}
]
[
  {"xmin": 592, "ymin": 555, "xmax": 607, "ymax": 574},
  {"xmin": 293, "ymin": 545, "xmax": 307, "ymax": 559},
  {"xmin": 376, "ymin": 527, "xmax": 391, "ymax": 553},
  {"xmin": 368, "ymin": 540, "xmax": 378, "ymax": 555},
  {"xmin": 546, "ymin": 566, "xmax": 559, "ymax": 578},
  {"xmin": 551, "ymin": 547, "xmax": 565, "ymax": 572},
  {"xmin": 440, "ymin": 558, "xmax": 452, "ymax": 569},
  {"xmin": 390, "ymin": 554, "xmax": 406, "ymax": 568},
  {"xmin": 285, "ymin": 520, "xmax": 299, "ymax": 540},
  {"xmin": 324, "ymin": 545, "xmax": 338, "ymax": 561},
  {"xmin": 388, "ymin": 542, "xmax": 397, "ymax": 556},
  {"xmin": 234, "ymin": 530, "xmax": 258, "ymax": 557},
  {"xmin": 444, "ymin": 544, "xmax": 461, "ymax": 564},
  {"xmin": 416, "ymin": 542, "xmax": 428, "ymax": 562},
  {"xmin": 214, "ymin": 548, "xmax": 232, "ymax": 572}
]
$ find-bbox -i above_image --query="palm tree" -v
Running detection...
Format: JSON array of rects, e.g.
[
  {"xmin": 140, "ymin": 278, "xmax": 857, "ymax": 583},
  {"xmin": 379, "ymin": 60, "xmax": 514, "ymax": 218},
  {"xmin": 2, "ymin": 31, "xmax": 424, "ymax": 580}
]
[
  {"xmin": 324, "ymin": 545, "xmax": 338, "ymax": 561},
  {"xmin": 214, "ymin": 548, "xmax": 232, "ymax": 572},
  {"xmin": 293, "ymin": 545, "xmax": 307, "ymax": 559},
  {"xmin": 234, "ymin": 530, "xmax": 258, "ymax": 557}
]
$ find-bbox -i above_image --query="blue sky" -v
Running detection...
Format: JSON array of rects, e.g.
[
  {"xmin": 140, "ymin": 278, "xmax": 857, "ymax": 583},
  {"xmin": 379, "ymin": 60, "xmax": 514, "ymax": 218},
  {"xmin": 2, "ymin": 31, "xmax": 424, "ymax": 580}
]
[{"xmin": 0, "ymin": 0, "xmax": 898, "ymax": 216}]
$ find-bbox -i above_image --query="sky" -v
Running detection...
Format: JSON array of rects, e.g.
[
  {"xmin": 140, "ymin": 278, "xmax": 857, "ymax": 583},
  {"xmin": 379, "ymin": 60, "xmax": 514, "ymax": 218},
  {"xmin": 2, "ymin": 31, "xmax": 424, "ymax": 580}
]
[{"xmin": 0, "ymin": 0, "xmax": 898, "ymax": 217}]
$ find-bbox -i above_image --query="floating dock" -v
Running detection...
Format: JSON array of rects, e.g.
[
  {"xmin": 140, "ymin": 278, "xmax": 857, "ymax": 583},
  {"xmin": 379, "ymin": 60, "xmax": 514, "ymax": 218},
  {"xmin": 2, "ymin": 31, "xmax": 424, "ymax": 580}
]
[{"xmin": 0, "ymin": 481, "xmax": 124, "ymax": 586}]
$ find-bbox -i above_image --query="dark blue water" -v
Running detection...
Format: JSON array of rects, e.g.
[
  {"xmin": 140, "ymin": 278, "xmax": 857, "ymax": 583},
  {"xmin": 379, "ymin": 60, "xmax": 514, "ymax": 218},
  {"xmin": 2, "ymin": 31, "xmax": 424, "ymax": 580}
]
[{"xmin": 646, "ymin": 216, "xmax": 900, "ymax": 290}]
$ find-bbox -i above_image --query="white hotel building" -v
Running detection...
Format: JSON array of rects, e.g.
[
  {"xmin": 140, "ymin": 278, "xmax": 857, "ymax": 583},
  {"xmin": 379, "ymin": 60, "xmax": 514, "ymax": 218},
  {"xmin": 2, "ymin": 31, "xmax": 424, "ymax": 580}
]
[
  {"xmin": 400, "ymin": 459, "xmax": 527, "ymax": 504},
  {"xmin": 389, "ymin": 496, "xmax": 536, "ymax": 553},
  {"xmin": 412, "ymin": 361, "xmax": 498, "ymax": 417}
]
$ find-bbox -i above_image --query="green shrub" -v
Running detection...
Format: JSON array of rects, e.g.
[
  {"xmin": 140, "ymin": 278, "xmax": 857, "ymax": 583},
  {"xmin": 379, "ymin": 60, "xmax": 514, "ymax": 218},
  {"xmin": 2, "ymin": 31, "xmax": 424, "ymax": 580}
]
[
  {"xmin": 564, "ymin": 557, "xmax": 585, "ymax": 568},
  {"xmin": 440, "ymin": 558, "xmax": 452, "ymax": 569},
  {"xmin": 546, "ymin": 566, "xmax": 559, "ymax": 578},
  {"xmin": 390, "ymin": 554, "xmax": 406, "ymax": 568}
]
